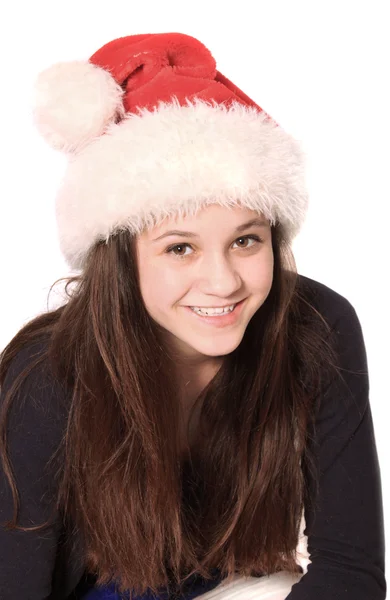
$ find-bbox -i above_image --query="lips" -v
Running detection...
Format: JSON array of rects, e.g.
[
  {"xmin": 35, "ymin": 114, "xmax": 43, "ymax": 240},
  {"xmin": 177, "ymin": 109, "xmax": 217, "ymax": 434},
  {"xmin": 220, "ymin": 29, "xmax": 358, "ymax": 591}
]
[
  {"xmin": 184, "ymin": 297, "xmax": 246, "ymax": 327},
  {"xmin": 187, "ymin": 301, "xmax": 242, "ymax": 309},
  {"xmin": 190, "ymin": 304, "xmax": 235, "ymax": 313}
]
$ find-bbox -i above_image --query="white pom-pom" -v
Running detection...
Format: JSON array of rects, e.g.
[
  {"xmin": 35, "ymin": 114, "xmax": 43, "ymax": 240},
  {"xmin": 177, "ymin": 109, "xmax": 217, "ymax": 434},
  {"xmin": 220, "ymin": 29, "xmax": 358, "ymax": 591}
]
[{"xmin": 32, "ymin": 60, "xmax": 126, "ymax": 153}]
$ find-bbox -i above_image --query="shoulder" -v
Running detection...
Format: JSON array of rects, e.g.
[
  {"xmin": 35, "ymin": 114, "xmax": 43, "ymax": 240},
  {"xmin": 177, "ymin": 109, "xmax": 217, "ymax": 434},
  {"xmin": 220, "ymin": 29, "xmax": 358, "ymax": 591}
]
[
  {"xmin": 2, "ymin": 335, "xmax": 68, "ymax": 400},
  {"xmin": 296, "ymin": 273, "xmax": 369, "ymax": 415},
  {"xmin": 296, "ymin": 273, "xmax": 366, "ymax": 352},
  {"xmin": 1, "ymin": 336, "xmax": 70, "ymax": 464},
  {"xmin": 296, "ymin": 272, "xmax": 358, "ymax": 327},
  {"xmin": 3, "ymin": 335, "xmax": 59, "ymax": 386}
]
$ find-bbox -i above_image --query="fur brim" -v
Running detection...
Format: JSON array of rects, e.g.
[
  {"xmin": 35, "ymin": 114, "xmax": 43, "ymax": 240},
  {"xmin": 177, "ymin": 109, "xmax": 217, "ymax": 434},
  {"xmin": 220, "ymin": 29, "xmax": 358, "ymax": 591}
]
[{"xmin": 56, "ymin": 98, "xmax": 308, "ymax": 270}]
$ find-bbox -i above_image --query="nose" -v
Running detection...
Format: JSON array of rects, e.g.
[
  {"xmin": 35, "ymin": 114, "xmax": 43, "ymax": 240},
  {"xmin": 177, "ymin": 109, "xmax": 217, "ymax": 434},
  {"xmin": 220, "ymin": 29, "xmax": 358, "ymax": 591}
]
[{"xmin": 194, "ymin": 253, "xmax": 242, "ymax": 297}]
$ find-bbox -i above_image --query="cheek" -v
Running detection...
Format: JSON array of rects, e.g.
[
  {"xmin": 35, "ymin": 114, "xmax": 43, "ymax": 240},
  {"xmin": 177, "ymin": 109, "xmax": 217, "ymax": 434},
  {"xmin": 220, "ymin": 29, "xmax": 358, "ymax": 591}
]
[
  {"xmin": 139, "ymin": 264, "xmax": 182, "ymax": 310},
  {"xmin": 245, "ymin": 251, "xmax": 274, "ymax": 291}
]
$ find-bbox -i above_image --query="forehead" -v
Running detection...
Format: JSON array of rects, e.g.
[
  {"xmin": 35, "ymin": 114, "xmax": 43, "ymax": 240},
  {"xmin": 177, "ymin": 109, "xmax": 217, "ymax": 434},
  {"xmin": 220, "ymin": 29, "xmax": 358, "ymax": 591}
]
[{"xmin": 138, "ymin": 205, "xmax": 268, "ymax": 241}]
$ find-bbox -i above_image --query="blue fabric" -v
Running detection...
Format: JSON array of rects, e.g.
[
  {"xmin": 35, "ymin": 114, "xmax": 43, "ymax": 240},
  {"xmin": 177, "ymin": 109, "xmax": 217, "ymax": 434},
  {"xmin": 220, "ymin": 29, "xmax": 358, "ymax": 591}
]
[{"xmin": 81, "ymin": 570, "xmax": 224, "ymax": 599}]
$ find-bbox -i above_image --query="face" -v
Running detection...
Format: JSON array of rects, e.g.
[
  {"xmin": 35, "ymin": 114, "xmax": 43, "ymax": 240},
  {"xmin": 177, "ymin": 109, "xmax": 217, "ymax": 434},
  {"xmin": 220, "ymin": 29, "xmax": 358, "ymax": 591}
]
[{"xmin": 135, "ymin": 204, "xmax": 274, "ymax": 370}]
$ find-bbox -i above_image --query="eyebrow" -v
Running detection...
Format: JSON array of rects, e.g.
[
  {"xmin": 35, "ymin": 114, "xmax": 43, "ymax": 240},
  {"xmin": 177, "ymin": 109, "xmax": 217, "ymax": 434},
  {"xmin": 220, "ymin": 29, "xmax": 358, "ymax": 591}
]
[{"xmin": 152, "ymin": 217, "xmax": 269, "ymax": 242}]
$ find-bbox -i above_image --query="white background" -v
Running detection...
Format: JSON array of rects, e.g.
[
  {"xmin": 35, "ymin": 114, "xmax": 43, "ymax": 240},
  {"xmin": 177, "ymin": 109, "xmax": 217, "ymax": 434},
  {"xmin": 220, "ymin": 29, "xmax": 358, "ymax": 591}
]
[{"xmin": 0, "ymin": 0, "xmax": 388, "ymax": 580}]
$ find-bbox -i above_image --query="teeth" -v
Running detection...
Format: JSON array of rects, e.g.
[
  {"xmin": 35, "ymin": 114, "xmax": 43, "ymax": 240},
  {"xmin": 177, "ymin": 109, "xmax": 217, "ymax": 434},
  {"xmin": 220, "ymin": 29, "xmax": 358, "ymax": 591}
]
[{"xmin": 190, "ymin": 304, "xmax": 236, "ymax": 316}]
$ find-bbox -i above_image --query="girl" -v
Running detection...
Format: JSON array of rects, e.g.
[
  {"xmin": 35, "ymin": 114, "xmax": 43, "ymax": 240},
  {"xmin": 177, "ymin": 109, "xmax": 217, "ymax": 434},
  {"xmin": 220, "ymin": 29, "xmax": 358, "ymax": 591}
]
[{"xmin": 0, "ymin": 32, "xmax": 386, "ymax": 599}]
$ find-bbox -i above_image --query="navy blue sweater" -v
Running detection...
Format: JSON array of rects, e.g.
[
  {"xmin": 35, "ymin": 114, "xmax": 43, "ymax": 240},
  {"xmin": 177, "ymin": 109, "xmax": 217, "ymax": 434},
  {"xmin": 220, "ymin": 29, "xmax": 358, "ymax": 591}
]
[{"xmin": 0, "ymin": 274, "xmax": 386, "ymax": 599}]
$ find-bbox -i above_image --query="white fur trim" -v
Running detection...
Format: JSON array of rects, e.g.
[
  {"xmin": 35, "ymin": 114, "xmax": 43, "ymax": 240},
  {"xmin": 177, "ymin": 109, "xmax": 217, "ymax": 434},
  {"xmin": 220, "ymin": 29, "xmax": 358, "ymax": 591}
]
[
  {"xmin": 55, "ymin": 98, "xmax": 309, "ymax": 270},
  {"xmin": 32, "ymin": 61, "xmax": 125, "ymax": 153},
  {"xmin": 295, "ymin": 509, "xmax": 311, "ymax": 575},
  {"xmin": 193, "ymin": 571, "xmax": 303, "ymax": 599}
]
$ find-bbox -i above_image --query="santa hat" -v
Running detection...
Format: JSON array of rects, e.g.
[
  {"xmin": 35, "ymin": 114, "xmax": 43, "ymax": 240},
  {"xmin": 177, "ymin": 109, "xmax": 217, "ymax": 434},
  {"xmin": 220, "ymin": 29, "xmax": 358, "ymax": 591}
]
[{"xmin": 32, "ymin": 32, "xmax": 309, "ymax": 271}]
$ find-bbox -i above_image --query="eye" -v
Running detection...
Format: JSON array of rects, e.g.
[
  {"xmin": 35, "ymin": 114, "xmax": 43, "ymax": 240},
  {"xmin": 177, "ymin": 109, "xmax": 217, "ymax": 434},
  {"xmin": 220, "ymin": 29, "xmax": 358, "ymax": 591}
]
[{"xmin": 165, "ymin": 235, "xmax": 263, "ymax": 259}]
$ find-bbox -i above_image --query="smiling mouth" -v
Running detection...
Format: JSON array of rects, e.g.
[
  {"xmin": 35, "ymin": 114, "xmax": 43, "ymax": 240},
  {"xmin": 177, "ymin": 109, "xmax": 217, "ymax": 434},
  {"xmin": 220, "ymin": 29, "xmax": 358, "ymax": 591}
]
[{"xmin": 186, "ymin": 299, "xmax": 245, "ymax": 309}]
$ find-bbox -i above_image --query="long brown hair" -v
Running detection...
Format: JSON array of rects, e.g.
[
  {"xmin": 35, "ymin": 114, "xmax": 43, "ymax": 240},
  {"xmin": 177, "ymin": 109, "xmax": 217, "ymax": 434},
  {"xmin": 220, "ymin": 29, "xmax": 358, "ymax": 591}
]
[{"xmin": 0, "ymin": 222, "xmax": 342, "ymax": 597}]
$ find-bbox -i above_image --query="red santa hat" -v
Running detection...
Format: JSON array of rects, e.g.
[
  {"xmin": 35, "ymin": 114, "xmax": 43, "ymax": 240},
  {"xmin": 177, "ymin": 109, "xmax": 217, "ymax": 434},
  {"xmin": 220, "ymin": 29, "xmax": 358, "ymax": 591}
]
[{"xmin": 32, "ymin": 32, "xmax": 308, "ymax": 271}]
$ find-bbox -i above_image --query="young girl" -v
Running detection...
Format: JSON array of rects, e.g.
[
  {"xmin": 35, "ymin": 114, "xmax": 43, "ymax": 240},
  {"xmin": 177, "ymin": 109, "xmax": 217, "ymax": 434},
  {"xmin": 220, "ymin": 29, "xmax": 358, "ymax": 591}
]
[{"xmin": 0, "ymin": 32, "xmax": 386, "ymax": 599}]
